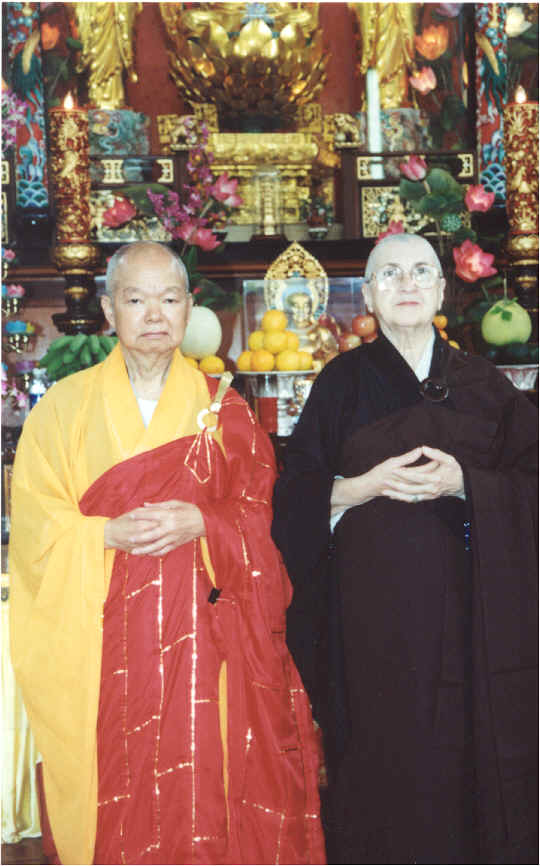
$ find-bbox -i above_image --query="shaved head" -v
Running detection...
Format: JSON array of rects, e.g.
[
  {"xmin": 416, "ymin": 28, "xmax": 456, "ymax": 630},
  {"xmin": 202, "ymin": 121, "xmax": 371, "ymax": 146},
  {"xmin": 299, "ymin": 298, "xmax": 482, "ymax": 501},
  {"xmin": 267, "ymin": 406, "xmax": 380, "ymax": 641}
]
[
  {"xmin": 365, "ymin": 234, "xmax": 442, "ymax": 280},
  {"xmin": 105, "ymin": 241, "xmax": 190, "ymax": 298}
]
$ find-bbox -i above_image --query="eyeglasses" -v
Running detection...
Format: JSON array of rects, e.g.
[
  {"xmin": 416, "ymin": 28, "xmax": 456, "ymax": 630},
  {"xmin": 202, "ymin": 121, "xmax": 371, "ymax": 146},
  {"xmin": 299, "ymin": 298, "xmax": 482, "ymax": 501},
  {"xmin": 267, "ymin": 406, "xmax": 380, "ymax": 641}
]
[{"xmin": 371, "ymin": 263, "xmax": 442, "ymax": 291}]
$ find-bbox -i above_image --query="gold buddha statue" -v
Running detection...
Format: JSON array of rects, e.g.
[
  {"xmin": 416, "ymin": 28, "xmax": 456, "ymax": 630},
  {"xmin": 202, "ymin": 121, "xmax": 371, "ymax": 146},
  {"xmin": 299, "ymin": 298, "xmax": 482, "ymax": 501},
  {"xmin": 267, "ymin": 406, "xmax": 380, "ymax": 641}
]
[{"xmin": 70, "ymin": 2, "xmax": 142, "ymax": 109}]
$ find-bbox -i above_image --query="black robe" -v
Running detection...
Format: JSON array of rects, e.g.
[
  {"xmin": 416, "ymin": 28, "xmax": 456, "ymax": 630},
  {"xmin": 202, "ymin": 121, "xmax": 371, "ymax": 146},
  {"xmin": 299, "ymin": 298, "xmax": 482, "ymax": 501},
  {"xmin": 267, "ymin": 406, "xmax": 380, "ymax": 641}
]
[{"xmin": 272, "ymin": 332, "xmax": 538, "ymax": 865}]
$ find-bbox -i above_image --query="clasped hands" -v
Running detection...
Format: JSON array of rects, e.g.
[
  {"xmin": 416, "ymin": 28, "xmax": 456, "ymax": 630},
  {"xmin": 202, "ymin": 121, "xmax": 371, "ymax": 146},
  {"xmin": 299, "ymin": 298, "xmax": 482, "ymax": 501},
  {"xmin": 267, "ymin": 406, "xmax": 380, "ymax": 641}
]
[
  {"xmin": 104, "ymin": 500, "xmax": 206, "ymax": 556},
  {"xmin": 331, "ymin": 445, "xmax": 465, "ymax": 512}
]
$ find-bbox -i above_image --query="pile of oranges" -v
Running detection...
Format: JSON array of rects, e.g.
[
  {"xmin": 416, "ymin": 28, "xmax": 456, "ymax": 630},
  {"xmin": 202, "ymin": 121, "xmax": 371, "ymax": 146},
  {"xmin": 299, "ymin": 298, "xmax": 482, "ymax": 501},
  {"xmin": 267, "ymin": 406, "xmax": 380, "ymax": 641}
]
[
  {"xmin": 185, "ymin": 355, "xmax": 225, "ymax": 374},
  {"xmin": 237, "ymin": 309, "xmax": 313, "ymax": 372}
]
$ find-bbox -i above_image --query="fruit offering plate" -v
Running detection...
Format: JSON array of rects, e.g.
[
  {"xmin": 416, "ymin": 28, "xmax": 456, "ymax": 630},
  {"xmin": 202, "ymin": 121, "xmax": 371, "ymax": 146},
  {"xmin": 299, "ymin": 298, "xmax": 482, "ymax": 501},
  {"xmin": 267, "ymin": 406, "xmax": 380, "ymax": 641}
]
[{"xmin": 496, "ymin": 364, "xmax": 538, "ymax": 391}]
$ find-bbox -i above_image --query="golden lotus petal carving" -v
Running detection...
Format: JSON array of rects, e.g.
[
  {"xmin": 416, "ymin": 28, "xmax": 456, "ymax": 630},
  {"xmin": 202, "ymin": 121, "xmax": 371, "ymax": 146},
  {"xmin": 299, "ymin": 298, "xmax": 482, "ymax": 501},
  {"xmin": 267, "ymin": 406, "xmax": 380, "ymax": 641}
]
[{"xmin": 159, "ymin": 2, "xmax": 329, "ymax": 125}]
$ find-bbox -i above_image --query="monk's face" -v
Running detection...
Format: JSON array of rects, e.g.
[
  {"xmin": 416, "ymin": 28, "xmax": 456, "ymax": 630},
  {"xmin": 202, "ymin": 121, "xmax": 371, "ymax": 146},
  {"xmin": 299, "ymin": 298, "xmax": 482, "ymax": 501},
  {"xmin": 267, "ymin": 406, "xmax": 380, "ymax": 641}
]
[
  {"xmin": 101, "ymin": 247, "xmax": 192, "ymax": 357},
  {"xmin": 363, "ymin": 237, "xmax": 445, "ymax": 333}
]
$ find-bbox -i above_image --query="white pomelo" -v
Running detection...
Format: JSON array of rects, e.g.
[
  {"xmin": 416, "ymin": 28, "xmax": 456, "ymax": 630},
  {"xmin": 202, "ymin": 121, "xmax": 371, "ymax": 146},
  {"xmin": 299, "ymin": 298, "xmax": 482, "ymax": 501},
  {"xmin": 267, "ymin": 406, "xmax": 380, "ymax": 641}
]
[
  {"xmin": 181, "ymin": 306, "xmax": 222, "ymax": 359},
  {"xmin": 480, "ymin": 298, "xmax": 532, "ymax": 346}
]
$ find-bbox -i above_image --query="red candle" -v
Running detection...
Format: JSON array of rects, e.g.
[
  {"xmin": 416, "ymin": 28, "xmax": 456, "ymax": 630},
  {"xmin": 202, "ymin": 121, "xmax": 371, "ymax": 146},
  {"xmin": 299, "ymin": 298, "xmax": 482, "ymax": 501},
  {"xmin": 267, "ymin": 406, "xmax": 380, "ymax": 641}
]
[{"xmin": 49, "ymin": 93, "xmax": 91, "ymax": 243}]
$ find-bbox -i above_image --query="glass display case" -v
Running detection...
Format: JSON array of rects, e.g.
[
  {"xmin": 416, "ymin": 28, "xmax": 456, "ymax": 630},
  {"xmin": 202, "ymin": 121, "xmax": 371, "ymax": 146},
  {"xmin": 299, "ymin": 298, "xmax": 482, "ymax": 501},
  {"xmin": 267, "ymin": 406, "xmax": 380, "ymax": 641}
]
[{"xmin": 239, "ymin": 275, "xmax": 366, "ymax": 436}]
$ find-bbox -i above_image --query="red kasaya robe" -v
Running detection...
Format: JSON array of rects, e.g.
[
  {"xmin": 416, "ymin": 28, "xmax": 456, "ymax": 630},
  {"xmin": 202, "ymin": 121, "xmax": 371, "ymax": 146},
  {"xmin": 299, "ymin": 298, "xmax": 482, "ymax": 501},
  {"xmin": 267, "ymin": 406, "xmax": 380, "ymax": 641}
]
[{"xmin": 10, "ymin": 347, "xmax": 325, "ymax": 865}]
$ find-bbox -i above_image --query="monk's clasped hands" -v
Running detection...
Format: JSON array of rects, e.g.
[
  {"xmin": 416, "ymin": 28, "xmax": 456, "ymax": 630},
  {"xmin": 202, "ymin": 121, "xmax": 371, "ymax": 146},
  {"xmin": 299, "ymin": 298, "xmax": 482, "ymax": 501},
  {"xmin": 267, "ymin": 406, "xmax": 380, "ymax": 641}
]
[{"xmin": 105, "ymin": 499, "xmax": 205, "ymax": 556}]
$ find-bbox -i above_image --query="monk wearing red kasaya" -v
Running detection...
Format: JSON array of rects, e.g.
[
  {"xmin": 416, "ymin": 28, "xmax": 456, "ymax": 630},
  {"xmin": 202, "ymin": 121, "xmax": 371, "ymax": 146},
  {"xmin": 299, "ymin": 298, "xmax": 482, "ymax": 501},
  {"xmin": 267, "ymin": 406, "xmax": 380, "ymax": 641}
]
[{"xmin": 9, "ymin": 241, "xmax": 326, "ymax": 865}]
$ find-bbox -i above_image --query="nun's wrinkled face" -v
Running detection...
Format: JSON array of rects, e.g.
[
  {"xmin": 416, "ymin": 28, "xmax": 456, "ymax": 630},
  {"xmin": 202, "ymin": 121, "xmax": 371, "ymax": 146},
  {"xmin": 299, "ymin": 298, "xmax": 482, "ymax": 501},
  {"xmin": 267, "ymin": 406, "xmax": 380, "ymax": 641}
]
[
  {"xmin": 363, "ymin": 236, "xmax": 445, "ymax": 333},
  {"xmin": 101, "ymin": 246, "xmax": 192, "ymax": 358}
]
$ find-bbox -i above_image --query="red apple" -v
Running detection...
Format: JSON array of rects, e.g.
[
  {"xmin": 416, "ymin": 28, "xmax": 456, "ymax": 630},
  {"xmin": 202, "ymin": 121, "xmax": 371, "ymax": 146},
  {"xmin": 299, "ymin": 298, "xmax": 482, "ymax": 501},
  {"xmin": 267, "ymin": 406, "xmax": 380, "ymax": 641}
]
[
  {"xmin": 362, "ymin": 331, "xmax": 378, "ymax": 343},
  {"xmin": 352, "ymin": 313, "xmax": 377, "ymax": 338},
  {"xmin": 338, "ymin": 332, "xmax": 362, "ymax": 352}
]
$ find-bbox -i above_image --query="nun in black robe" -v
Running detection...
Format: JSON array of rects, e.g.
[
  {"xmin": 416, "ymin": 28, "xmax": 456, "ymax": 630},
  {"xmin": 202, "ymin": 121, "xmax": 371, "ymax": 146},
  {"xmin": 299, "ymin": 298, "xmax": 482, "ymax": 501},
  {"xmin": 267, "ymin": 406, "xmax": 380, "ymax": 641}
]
[{"xmin": 272, "ymin": 328, "xmax": 538, "ymax": 865}]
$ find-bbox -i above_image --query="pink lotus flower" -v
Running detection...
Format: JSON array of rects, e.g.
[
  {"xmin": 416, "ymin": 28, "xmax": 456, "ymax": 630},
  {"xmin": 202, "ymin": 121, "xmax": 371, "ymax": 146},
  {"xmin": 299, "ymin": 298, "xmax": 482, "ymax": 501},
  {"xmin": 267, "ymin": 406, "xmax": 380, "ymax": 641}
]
[
  {"xmin": 211, "ymin": 172, "xmax": 243, "ymax": 207},
  {"xmin": 102, "ymin": 197, "xmax": 137, "ymax": 228},
  {"xmin": 3, "ymin": 249, "xmax": 16, "ymax": 262},
  {"xmin": 377, "ymin": 221, "xmax": 405, "ymax": 243},
  {"xmin": 191, "ymin": 227, "xmax": 221, "ymax": 251},
  {"xmin": 399, "ymin": 155, "xmax": 428, "ymax": 181},
  {"xmin": 464, "ymin": 185, "xmax": 495, "ymax": 213},
  {"xmin": 453, "ymin": 240, "xmax": 497, "ymax": 283},
  {"xmin": 409, "ymin": 67, "xmax": 437, "ymax": 95},
  {"xmin": 6, "ymin": 284, "xmax": 25, "ymax": 298}
]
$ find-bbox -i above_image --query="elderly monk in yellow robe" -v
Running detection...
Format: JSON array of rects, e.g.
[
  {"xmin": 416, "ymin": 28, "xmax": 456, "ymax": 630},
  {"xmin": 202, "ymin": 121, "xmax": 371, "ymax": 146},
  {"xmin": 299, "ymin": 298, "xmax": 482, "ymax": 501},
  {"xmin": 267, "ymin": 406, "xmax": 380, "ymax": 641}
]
[{"xmin": 9, "ymin": 241, "xmax": 325, "ymax": 866}]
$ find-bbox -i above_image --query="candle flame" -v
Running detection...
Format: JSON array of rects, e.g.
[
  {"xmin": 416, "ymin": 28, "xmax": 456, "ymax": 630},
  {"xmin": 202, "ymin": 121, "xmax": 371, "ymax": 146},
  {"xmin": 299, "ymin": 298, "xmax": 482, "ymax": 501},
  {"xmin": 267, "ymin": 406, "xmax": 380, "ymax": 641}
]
[
  {"xmin": 515, "ymin": 86, "xmax": 527, "ymax": 104},
  {"xmin": 63, "ymin": 92, "xmax": 74, "ymax": 110}
]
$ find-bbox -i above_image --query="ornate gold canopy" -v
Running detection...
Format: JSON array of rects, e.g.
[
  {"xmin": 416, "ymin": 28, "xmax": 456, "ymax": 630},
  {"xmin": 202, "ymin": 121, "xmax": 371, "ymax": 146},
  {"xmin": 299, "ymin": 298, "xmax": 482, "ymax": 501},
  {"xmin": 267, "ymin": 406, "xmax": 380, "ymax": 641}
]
[{"xmin": 159, "ymin": 2, "xmax": 328, "ymax": 127}]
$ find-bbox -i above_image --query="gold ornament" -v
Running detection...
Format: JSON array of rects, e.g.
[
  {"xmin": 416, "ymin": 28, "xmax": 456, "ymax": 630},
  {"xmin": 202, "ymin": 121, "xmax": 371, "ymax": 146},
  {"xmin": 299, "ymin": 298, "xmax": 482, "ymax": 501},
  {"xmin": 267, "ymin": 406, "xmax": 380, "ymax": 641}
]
[
  {"xmin": 349, "ymin": 3, "xmax": 418, "ymax": 109},
  {"xmin": 70, "ymin": 2, "xmax": 141, "ymax": 109},
  {"xmin": 159, "ymin": 2, "xmax": 328, "ymax": 126}
]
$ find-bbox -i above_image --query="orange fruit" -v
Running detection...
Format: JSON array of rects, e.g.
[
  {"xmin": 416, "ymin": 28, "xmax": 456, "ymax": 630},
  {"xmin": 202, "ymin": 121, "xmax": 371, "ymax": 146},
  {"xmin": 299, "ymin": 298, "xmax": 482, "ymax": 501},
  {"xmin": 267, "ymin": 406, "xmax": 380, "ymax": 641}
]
[
  {"xmin": 439, "ymin": 329, "xmax": 448, "ymax": 341},
  {"xmin": 297, "ymin": 350, "xmax": 313, "ymax": 370},
  {"xmin": 236, "ymin": 350, "xmax": 252, "ymax": 371},
  {"xmin": 261, "ymin": 309, "xmax": 287, "ymax": 332},
  {"xmin": 251, "ymin": 349, "xmax": 275, "ymax": 372},
  {"xmin": 184, "ymin": 357, "xmax": 199, "ymax": 368},
  {"xmin": 285, "ymin": 330, "xmax": 300, "ymax": 350},
  {"xmin": 433, "ymin": 314, "xmax": 448, "ymax": 329},
  {"xmin": 276, "ymin": 349, "xmax": 300, "ymax": 371},
  {"xmin": 248, "ymin": 330, "xmax": 265, "ymax": 351},
  {"xmin": 199, "ymin": 355, "xmax": 225, "ymax": 374},
  {"xmin": 263, "ymin": 330, "xmax": 288, "ymax": 354}
]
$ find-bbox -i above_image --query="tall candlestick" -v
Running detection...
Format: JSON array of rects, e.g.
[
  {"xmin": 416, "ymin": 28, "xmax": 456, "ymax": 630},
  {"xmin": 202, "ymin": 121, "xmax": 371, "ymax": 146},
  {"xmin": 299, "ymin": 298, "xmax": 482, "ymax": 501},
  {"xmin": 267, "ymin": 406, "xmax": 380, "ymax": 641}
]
[
  {"xmin": 503, "ymin": 87, "xmax": 538, "ymax": 252},
  {"xmin": 49, "ymin": 94, "xmax": 91, "ymax": 243},
  {"xmin": 503, "ymin": 86, "xmax": 539, "ymax": 338},
  {"xmin": 366, "ymin": 68, "xmax": 384, "ymax": 180}
]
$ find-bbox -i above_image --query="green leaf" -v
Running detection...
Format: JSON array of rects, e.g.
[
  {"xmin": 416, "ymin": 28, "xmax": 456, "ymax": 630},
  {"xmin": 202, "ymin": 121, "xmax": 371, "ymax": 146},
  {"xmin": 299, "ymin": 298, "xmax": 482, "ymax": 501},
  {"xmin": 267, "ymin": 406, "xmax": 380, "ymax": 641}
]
[
  {"xmin": 508, "ymin": 40, "xmax": 539, "ymax": 61},
  {"xmin": 184, "ymin": 245, "xmax": 198, "ymax": 270},
  {"xmin": 453, "ymin": 226, "xmax": 477, "ymax": 244},
  {"xmin": 427, "ymin": 168, "xmax": 464, "ymax": 201},
  {"xmin": 399, "ymin": 178, "xmax": 425, "ymax": 202},
  {"xmin": 122, "ymin": 183, "xmax": 170, "ymax": 215},
  {"xmin": 441, "ymin": 94, "xmax": 466, "ymax": 131},
  {"xmin": 66, "ymin": 36, "xmax": 83, "ymax": 51},
  {"xmin": 416, "ymin": 193, "xmax": 449, "ymax": 217},
  {"xmin": 501, "ymin": 310, "xmax": 513, "ymax": 321}
]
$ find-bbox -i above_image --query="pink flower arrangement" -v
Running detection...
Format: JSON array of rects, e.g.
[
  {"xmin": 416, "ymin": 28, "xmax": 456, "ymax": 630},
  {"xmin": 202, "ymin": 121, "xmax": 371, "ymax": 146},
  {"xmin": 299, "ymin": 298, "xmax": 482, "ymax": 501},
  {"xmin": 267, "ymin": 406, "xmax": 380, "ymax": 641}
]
[
  {"xmin": 6, "ymin": 284, "xmax": 25, "ymax": 298},
  {"xmin": 464, "ymin": 185, "xmax": 496, "ymax": 213},
  {"xmin": 409, "ymin": 67, "xmax": 437, "ymax": 95},
  {"xmin": 453, "ymin": 240, "xmax": 497, "ymax": 283},
  {"xmin": 399, "ymin": 155, "xmax": 428, "ymax": 181},
  {"xmin": 102, "ymin": 197, "xmax": 137, "ymax": 229},
  {"xmin": 148, "ymin": 122, "xmax": 242, "ymax": 253}
]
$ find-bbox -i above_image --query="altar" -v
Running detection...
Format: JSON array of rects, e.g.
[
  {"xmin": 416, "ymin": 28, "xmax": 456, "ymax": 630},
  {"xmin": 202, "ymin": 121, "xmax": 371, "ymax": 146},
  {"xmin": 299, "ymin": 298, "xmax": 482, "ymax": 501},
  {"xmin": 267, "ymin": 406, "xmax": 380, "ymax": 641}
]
[{"xmin": 1, "ymin": 2, "xmax": 539, "ymax": 859}]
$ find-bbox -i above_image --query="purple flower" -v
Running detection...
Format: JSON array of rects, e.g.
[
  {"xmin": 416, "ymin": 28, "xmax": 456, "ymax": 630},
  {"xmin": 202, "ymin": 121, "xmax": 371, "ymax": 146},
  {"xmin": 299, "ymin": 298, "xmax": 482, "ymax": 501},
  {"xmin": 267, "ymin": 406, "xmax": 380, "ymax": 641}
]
[{"xmin": 435, "ymin": 3, "xmax": 462, "ymax": 17}]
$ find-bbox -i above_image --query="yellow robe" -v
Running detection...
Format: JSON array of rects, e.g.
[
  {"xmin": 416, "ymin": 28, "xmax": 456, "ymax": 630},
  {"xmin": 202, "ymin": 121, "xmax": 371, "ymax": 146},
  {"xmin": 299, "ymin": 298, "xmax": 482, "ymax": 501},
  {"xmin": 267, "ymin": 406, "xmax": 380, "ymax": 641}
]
[{"xmin": 9, "ymin": 346, "xmax": 214, "ymax": 865}]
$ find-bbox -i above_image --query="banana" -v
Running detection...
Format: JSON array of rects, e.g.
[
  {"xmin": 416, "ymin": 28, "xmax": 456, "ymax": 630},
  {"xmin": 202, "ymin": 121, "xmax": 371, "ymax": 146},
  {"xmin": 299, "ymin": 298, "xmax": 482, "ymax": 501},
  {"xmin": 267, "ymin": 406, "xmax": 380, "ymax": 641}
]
[
  {"xmin": 88, "ymin": 334, "xmax": 101, "ymax": 357},
  {"xmin": 49, "ymin": 335, "xmax": 72, "ymax": 352},
  {"xmin": 99, "ymin": 335, "xmax": 115, "ymax": 353},
  {"xmin": 80, "ymin": 344, "xmax": 92, "ymax": 367},
  {"xmin": 62, "ymin": 349, "xmax": 76, "ymax": 364},
  {"xmin": 94, "ymin": 347, "xmax": 107, "ymax": 363},
  {"xmin": 70, "ymin": 333, "xmax": 88, "ymax": 355}
]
